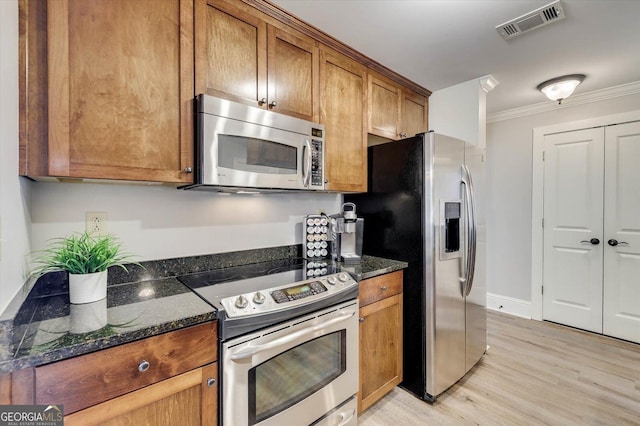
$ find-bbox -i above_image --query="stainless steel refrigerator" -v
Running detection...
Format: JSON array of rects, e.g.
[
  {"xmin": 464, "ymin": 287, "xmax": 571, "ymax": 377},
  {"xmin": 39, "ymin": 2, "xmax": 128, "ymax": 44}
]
[{"xmin": 345, "ymin": 131, "xmax": 486, "ymax": 401}]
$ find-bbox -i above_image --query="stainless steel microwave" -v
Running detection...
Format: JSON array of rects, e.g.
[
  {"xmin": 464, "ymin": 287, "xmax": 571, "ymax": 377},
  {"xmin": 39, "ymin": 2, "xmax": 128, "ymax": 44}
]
[{"xmin": 182, "ymin": 94, "xmax": 325, "ymax": 192}]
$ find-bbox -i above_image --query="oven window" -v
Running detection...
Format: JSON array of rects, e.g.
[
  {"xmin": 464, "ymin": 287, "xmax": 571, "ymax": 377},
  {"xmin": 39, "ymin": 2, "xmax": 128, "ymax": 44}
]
[
  {"xmin": 248, "ymin": 330, "xmax": 346, "ymax": 425},
  {"xmin": 218, "ymin": 135, "xmax": 297, "ymax": 174}
]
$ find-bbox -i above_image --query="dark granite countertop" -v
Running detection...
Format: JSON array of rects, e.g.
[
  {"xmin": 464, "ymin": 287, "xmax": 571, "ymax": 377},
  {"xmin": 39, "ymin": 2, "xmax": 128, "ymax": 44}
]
[
  {"xmin": 0, "ymin": 246, "xmax": 406, "ymax": 375},
  {"xmin": 0, "ymin": 276, "xmax": 215, "ymax": 374},
  {"xmin": 342, "ymin": 255, "xmax": 408, "ymax": 281}
]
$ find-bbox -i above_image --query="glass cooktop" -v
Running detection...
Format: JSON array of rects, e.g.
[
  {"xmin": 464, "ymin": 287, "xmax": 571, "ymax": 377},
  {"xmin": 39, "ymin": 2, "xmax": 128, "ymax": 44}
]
[{"xmin": 177, "ymin": 257, "xmax": 337, "ymax": 306}]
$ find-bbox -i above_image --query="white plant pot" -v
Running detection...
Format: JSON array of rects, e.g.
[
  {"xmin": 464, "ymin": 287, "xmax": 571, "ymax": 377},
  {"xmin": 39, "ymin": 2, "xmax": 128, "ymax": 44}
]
[
  {"xmin": 68, "ymin": 270, "xmax": 108, "ymax": 304},
  {"xmin": 69, "ymin": 297, "xmax": 108, "ymax": 333}
]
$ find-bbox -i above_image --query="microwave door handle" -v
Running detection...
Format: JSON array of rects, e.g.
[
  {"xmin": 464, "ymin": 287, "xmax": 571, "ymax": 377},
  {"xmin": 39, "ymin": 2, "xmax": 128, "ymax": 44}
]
[
  {"xmin": 302, "ymin": 139, "xmax": 312, "ymax": 188},
  {"xmin": 229, "ymin": 310, "xmax": 356, "ymax": 361}
]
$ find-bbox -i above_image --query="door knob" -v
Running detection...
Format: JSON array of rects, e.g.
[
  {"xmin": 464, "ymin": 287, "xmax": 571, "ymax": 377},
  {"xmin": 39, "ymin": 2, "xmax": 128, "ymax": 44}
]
[
  {"xmin": 608, "ymin": 239, "xmax": 629, "ymax": 247},
  {"xmin": 580, "ymin": 238, "xmax": 600, "ymax": 245}
]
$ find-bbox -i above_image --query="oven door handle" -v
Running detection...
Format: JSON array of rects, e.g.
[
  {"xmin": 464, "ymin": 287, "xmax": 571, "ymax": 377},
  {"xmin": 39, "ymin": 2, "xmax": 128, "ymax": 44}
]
[
  {"xmin": 229, "ymin": 309, "xmax": 356, "ymax": 361},
  {"xmin": 337, "ymin": 408, "xmax": 356, "ymax": 426}
]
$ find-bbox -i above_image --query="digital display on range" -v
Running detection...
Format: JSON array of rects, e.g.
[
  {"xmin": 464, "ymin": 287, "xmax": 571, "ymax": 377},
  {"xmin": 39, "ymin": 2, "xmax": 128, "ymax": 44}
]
[
  {"xmin": 271, "ymin": 281, "xmax": 327, "ymax": 304},
  {"xmin": 285, "ymin": 284, "xmax": 311, "ymax": 296}
]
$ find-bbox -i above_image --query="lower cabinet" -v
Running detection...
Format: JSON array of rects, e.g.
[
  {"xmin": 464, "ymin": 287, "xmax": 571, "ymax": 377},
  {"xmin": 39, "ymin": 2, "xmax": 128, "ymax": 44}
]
[
  {"xmin": 358, "ymin": 270, "xmax": 403, "ymax": 413},
  {"xmin": 65, "ymin": 363, "xmax": 217, "ymax": 426},
  {"xmin": 35, "ymin": 321, "xmax": 218, "ymax": 425}
]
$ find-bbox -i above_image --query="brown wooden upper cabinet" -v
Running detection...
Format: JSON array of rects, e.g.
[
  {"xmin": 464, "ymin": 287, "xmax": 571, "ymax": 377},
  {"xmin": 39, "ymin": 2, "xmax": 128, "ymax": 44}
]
[
  {"xmin": 368, "ymin": 71, "xmax": 428, "ymax": 141},
  {"xmin": 19, "ymin": 0, "xmax": 428, "ymax": 188},
  {"xmin": 19, "ymin": 0, "xmax": 195, "ymax": 183},
  {"xmin": 195, "ymin": 0, "xmax": 319, "ymax": 122},
  {"xmin": 319, "ymin": 45, "xmax": 367, "ymax": 193},
  {"xmin": 401, "ymin": 89, "xmax": 429, "ymax": 139}
]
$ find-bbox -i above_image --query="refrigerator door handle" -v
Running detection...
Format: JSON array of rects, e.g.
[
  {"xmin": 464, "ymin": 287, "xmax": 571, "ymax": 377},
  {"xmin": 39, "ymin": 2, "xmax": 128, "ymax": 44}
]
[{"xmin": 461, "ymin": 165, "xmax": 477, "ymax": 297}]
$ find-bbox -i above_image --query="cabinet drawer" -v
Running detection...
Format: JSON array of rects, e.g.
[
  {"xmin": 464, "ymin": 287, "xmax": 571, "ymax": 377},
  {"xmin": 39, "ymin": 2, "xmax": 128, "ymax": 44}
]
[
  {"xmin": 359, "ymin": 271, "xmax": 403, "ymax": 307},
  {"xmin": 35, "ymin": 321, "xmax": 217, "ymax": 414}
]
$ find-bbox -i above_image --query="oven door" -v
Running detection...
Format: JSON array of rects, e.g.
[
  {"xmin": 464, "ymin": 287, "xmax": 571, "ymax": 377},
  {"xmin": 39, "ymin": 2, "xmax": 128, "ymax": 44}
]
[{"xmin": 221, "ymin": 300, "xmax": 358, "ymax": 426}]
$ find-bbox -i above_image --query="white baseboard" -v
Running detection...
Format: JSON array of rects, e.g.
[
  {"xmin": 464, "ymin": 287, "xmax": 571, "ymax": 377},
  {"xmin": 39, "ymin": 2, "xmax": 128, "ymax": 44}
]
[{"xmin": 487, "ymin": 293, "xmax": 531, "ymax": 319}]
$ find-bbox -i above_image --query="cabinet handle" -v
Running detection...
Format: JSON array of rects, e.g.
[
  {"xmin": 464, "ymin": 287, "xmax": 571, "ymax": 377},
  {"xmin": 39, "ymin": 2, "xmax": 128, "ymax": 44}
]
[
  {"xmin": 380, "ymin": 285, "xmax": 388, "ymax": 291},
  {"xmin": 207, "ymin": 378, "xmax": 216, "ymax": 388},
  {"xmin": 138, "ymin": 360, "xmax": 150, "ymax": 373},
  {"xmin": 184, "ymin": 166, "xmax": 193, "ymax": 174},
  {"xmin": 269, "ymin": 100, "xmax": 277, "ymax": 108},
  {"xmin": 259, "ymin": 98, "xmax": 267, "ymax": 105},
  {"xmin": 359, "ymin": 317, "xmax": 365, "ymax": 323}
]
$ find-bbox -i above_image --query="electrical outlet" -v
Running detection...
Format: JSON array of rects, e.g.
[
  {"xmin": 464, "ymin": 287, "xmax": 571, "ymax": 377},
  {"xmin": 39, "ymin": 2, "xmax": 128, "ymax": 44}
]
[{"xmin": 86, "ymin": 211, "xmax": 108, "ymax": 235}]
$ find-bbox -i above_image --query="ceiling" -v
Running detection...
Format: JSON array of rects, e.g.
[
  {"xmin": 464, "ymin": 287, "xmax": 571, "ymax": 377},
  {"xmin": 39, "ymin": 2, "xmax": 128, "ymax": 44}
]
[{"xmin": 269, "ymin": 0, "xmax": 640, "ymax": 114}]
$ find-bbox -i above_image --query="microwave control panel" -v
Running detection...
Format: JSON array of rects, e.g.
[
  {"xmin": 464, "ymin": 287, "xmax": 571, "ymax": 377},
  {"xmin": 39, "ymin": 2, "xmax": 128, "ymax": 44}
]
[{"xmin": 311, "ymin": 138, "xmax": 324, "ymax": 187}]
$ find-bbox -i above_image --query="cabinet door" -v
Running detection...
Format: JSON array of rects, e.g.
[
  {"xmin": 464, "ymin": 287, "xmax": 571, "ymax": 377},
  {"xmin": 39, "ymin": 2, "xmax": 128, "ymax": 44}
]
[
  {"xmin": 267, "ymin": 26, "xmax": 319, "ymax": 122},
  {"xmin": 401, "ymin": 90, "xmax": 428, "ymax": 138},
  {"xmin": 319, "ymin": 46, "xmax": 367, "ymax": 192},
  {"xmin": 195, "ymin": 0, "xmax": 267, "ymax": 106},
  {"xmin": 359, "ymin": 293, "xmax": 403, "ymax": 413},
  {"xmin": 36, "ymin": 322, "xmax": 217, "ymax": 414},
  {"xmin": 47, "ymin": 0, "xmax": 194, "ymax": 183},
  {"xmin": 368, "ymin": 72, "xmax": 400, "ymax": 140},
  {"xmin": 196, "ymin": 0, "xmax": 318, "ymax": 122},
  {"xmin": 64, "ymin": 363, "xmax": 218, "ymax": 426}
]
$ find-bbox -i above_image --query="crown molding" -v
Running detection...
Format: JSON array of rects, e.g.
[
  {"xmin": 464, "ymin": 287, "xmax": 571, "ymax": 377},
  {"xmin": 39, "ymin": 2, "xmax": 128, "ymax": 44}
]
[{"xmin": 487, "ymin": 80, "xmax": 640, "ymax": 123}]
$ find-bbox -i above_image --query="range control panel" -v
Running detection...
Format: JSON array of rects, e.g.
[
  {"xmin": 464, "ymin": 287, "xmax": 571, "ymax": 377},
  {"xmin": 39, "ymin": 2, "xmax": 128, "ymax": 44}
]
[{"xmin": 220, "ymin": 272, "xmax": 356, "ymax": 318}]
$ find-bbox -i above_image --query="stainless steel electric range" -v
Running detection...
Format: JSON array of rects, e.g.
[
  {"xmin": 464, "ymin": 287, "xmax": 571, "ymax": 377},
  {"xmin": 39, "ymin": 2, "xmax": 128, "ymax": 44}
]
[{"xmin": 179, "ymin": 258, "xmax": 359, "ymax": 426}]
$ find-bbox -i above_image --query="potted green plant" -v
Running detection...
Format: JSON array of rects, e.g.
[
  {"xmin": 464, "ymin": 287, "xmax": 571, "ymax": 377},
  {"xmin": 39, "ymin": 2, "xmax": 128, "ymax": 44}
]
[{"xmin": 33, "ymin": 232, "xmax": 138, "ymax": 304}]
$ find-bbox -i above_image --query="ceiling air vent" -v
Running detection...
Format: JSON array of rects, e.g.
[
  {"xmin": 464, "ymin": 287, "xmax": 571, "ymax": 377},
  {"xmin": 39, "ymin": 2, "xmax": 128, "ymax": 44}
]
[{"xmin": 496, "ymin": 0, "xmax": 566, "ymax": 40}]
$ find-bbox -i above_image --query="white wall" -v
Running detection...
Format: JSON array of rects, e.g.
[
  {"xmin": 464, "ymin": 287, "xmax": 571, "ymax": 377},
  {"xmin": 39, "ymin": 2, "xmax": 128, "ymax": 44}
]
[
  {"xmin": 429, "ymin": 76, "xmax": 496, "ymax": 148},
  {"xmin": 0, "ymin": 1, "xmax": 32, "ymax": 314},
  {"xmin": 0, "ymin": 0, "xmax": 341, "ymax": 314},
  {"xmin": 486, "ymin": 90, "xmax": 640, "ymax": 308},
  {"xmin": 30, "ymin": 183, "xmax": 341, "ymax": 261}
]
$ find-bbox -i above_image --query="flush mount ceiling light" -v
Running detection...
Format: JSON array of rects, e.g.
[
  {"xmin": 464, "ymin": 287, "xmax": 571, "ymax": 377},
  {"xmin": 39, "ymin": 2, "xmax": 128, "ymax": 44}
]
[{"xmin": 537, "ymin": 74, "xmax": 585, "ymax": 104}]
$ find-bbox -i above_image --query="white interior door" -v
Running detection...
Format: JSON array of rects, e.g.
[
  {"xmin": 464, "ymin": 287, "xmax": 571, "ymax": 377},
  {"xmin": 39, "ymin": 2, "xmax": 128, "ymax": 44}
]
[
  {"xmin": 542, "ymin": 128, "xmax": 604, "ymax": 333},
  {"xmin": 603, "ymin": 121, "xmax": 640, "ymax": 343}
]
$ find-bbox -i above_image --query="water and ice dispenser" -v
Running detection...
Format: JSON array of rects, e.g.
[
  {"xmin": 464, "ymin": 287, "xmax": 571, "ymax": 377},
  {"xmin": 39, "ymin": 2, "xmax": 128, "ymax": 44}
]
[{"xmin": 440, "ymin": 201, "xmax": 462, "ymax": 260}]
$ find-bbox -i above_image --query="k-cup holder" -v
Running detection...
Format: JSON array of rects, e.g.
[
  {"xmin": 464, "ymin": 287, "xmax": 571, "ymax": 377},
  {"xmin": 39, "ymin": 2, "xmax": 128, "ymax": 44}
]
[{"xmin": 304, "ymin": 214, "xmax": 331, "ymax": 259}]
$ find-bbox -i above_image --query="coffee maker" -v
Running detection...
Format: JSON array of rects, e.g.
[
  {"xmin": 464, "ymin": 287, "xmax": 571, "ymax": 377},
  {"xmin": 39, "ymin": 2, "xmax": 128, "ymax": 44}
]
[{"xmin": 330, "ymin": 203, "xmax": 364, "ymax": 264}]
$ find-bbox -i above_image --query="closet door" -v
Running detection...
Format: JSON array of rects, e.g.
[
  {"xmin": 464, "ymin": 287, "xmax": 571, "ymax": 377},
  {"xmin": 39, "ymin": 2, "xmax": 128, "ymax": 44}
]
[
  {"xmin": 542, "ymin": 128, "xmax": 604, "ymax": 333},
  {"xmin": 603, "ymin": 121, "xmax": 640, "ymax": 343}
]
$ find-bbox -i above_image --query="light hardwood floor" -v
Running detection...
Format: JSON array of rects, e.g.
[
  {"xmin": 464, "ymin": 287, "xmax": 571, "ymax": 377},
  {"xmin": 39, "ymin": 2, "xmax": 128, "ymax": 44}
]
[{"xmin": 359, "ymin": 310, "xmax": 640, "ymax": 425}]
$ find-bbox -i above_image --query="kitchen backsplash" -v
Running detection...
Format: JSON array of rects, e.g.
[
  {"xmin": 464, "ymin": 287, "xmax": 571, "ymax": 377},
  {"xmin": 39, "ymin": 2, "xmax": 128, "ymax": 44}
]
[{"xmin": 30, "ymin": 182, "xmax": 342, "ymax": 263}]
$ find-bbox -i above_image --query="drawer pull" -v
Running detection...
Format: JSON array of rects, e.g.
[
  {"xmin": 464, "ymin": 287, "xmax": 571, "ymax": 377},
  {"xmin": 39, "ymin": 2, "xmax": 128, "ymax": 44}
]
[
  {"xmin": 380, "ymin": 286, "xmax": 388, "ymax": 291},
  {"xmin": 138, "ymin": 360, "xmax": 150, "ymax": 373},
  {"xmin": 359, "ymin": 317, "xmax": 365, "ymax": 323},
  {"xmin": 207, "ymin": 378, "xmax": 216, "ymax": 388}
]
